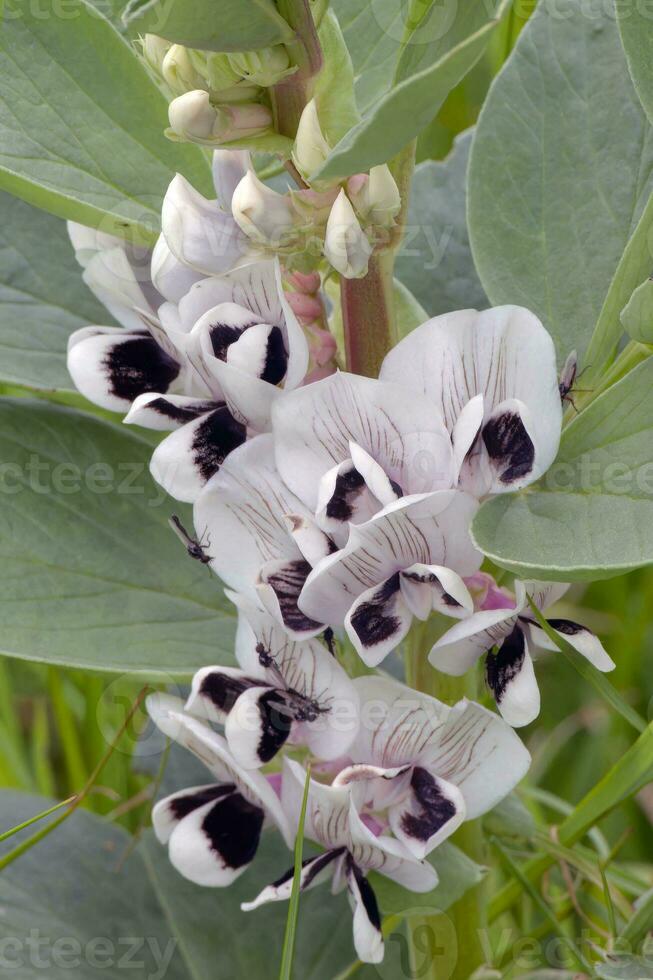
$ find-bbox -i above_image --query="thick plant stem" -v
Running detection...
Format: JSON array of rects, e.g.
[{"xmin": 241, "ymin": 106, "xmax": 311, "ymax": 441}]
[
  {"xmin": 272, "ymin": 0, "xmax": 322, "ymax": 138},
  {"xmin": 405, "ymin": 622, "xmax": 488, "ymax": 980},
  {"xmin": 341, "ymin": 250, "xmax": 396, "ymax": 377}
]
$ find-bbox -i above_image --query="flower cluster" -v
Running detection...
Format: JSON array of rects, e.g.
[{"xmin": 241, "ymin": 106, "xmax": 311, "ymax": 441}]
[{"xmin": 66, "ymin": 147, "xmax": 613, "ymax": 964}]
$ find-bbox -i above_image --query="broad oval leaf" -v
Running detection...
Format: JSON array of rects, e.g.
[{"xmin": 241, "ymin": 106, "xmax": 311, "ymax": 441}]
[
  {"xmin": 318, "ymin": 0, "xmax": 508, "ymax": 180},
  {"xmin": 395, "ymin": 129, "xmax": 486, "ymax": 318},
  {"xmin": 0, "ymin": 399, "xmax": 236, "ymax": 676},
  {"xmin": 0, "ymin": 0, "xmax": 212, "ymax": 245},
  {"xmin": 617, "ymin": 2, "xmax": 653, "ymax": 125},
  {"xmin": 471, "ymin": 358, "xmax": 653, "ymax": 581},
  {"xmin": 468, "ymin": 0, "xmax": 653, "ymax": 367},
  {"xmin": 123, "ymin": 0, "xmax": 293, "ymax": 51},
  {"xmin": 0, "ymin": 193, "xmax": 112, "ymax": 391}
]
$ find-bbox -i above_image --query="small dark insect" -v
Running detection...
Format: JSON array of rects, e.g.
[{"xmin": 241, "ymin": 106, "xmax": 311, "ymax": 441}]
[
  {"xmin": 255, "ymin": 642, "xmax": 331, "ymax": 723},
  {"xmin": 558, "ymin": 350, "xmax": 578, "ymax": 403},
  {"xmin": 323, "ymin": 627, "xmax": 336, "ymax": 657},
  {"xmin": 168, "ymin": 514, "xmax": 213, "ymax": 564}
]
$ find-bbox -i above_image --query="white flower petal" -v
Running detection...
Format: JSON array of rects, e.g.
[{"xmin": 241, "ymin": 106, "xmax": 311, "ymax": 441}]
[
  {"xmin": 527, "ymin": 619, "xmax": 615, "ymax": 672},
  {"xmin": 161, "ymin": 173, "xmax": 246, "ymax": 276},
  {"xmin": 124, "ymin": 392, "xmax": 219, "ymax": 431},
  {"xmin": 226, "ymin": 685, "xmax": 293, "ymax": 768},
  {"xmin": 486, "ymin": 627, "xmax": 540, "ymax": 727},
  {"xmin": 285, "ymin": 514, "xmax": 336, "ymax": 567},
  {"xmin": 151, "ymin": 234, "xmax": 204, "ymax": 304},
  {"xmin": 400, "ymin": 563, "xmax": 473, "ymax": 621},
  {"xmin": 149, "ymin": 405, "xmax": 247, "ymax": 502},
  {"xmin": 67, "ymin": 327, "xmax": 181, "ymax": 413},
  {"xmin": 346, "ymin": 862, "xmax": 383, "ymax": 964},
  {"xmin": 429, "ymin": 605, "xmax": 521, "ymax": 677},
  {"xmin": 423, "ymin": 699, "xmax": 531, "ymax": 818},
  {"xmin": 387, "ymin": 769, "xmax": 466, "ymax": 859},
  {"xmin": 185, "ymin": 665, "xmax": 264, "ymax": 724},
  {"xmin": 82, "ymin": 246, "xmax": 159, "ymax": 331},
  {"xmin": 345, "ymin": 574, "xmax": 414, "ymax": 667},
  {"xmin": 241, "ymin": 849, "xmax": 341, "ymax": 911},
  {"xmin": 212, "ymin": 148, "xmax": 250, "ymax": 212},
  {"xmin": 272, "ymin": 372, "xmax": 454, "ymax": 513}
]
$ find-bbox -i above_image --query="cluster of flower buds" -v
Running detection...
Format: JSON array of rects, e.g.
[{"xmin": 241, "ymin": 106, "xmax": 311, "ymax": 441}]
[{"xmin": 141, "ymin": 33, "xmax": 296, "ymax": 146}]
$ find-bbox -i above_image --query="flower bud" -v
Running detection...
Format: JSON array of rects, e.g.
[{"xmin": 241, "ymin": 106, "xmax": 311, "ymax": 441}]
[
  {"xmin": 228, "ymin": 46, "xmax": 294, "ymax": 87},
  {"xmin": 162, "ymin": 44, "xmax": 207, "ymax": 95},
  {"xmin": 324, "ymin": 189, "xmax": 372, "ymax": 279},
  {"xmin": 231, "ymin": 170, "xmax": 295, "ymax": 245},
  {"xmin": 168, "ymin": 91, "xmax": 272, "ymax": 143},
  {"xmin": 366, "ymin": 165, "xmax": 401, "ymax": 227},
  {"xmin": 141, "ymin": 34, "xmax": 171, "ymax": 76},
  {"xmin": 292, "ymin": 99, "xmax": 330, "ymax": 179}
]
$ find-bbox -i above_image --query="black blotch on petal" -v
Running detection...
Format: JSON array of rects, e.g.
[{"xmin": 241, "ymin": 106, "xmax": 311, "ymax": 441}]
[
  {"xmin": 260, "ymin": 325, "xmax": 288, "ymax": 385},
  {"xmin": 202, "ymin": 791, "xmax": 265, "ymax": 870},
  {"xmin": 400, "ymin": 767, "xmax": 457, "ymax": 842},
  {"xmin": 325, "ymin": 465, "xmax": 366, "ymax": 521},
  {"xmin": 209, "ymin": 321, "xmax": 253, "ymax": 360},
  {"xmin": 105, "ymin": 336, "xmax": 180, "ymax": 402},
  {"xmin": 349, "ymin": 860, "xmax": 382, "ymax": 932},
  {"xmin": 482, "ymin": 411, "xmax": 535, "ymax": 484},
  {"xmin": 263, "ymin": 560, "xmax": 322, "ymax": 633},
  {"xmin": 269, "ymin": 848, "xmax": 344, "ymax": 891},
  {"xmin": 349, "ymin": 573, "xmax": 402, "ymax": 648},
  {"xmin": 255, "ymin": 689, "xmax": 294, "ymax": 763},
  {"xmin": 486, "ymin": 625, "xmax": 526, "ymax": 704},
  {"xmin": 199, "ymin": 671, "xmax": 262, "ymax": 714},
  {"xmin": 545, "ymin": 618, "xmax": 585, "ymax": 636},
  {"xmin": 191, "ymin": 406, "xmax": 247, "ymax": 482},
  {"xmin": 146, "ymin": 397, "xmax": 219, "ymax": 424},
  {"xmin": 169, "ymin": 784, "xmax": 235, "ymax": 822}
]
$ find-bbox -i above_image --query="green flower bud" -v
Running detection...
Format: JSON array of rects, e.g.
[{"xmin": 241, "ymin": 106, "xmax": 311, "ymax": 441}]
[
  {"xmin": 227, "ymin": 46, "xmax": 294, "ymax": 87},
  {"xmin": 141, "ymin": 34, "xmax": 171, "ymax": 76}
]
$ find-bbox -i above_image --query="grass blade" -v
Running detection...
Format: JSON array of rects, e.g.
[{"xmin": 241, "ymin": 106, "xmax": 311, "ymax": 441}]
[
  {"xmin": 279, "ymin": 763, "xmax": 311, "ymax": 980},
  {"xmin": 526, "ymin": 596, "xmax": 646, "ymax": 733}
]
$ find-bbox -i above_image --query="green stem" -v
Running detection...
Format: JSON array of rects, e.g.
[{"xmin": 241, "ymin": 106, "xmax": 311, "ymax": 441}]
[
  {"xmin": 405, "ymin": 622, "xmax": 487, "ymax": 980},
  {"xmin": 272, "ymin": 0, "xmax": 322, "ymax": 138},
  {"xmin": 341, "ymin": 250, "xmax": 397, "ymax": 377}
]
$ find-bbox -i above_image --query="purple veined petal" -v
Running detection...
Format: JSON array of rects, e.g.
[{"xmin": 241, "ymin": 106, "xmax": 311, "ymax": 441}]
[
  {"xmin": 212, "ymin": 148, "xmax": 250, "ymax": 212},
  {"xmin": 281, "ymin": 756, "xmax": 353, "ymax": 849},
  {"xmin": 399, "ymin": 563, "xmax": 473, "ymax": 622},
  {"xmin": 155, "ymin": 784, "xmax": 265, "ymax": 887},
  {"xmin": 345, "ymin": 574, "xmax": 414, "ymax": 667},
  {"xmin": 380, "ymin": 305, "xmax": 562, "ymax": 496},
  {"xmin": 146, "ymin": 693, "xmax": 292, "ymax": 846},
  {"xmin": 161, "ymin": 173, "xmax": 247, "ymax": 276},
  {"xmin": 241, "ymin": 847, "xmax": 343, "ymax": 912},
  {"xmin": 486, "ymin": 625, "xmax": 540, "ymax": 728},
  {"xmin": 423, "ymin": 699, "xmax": 532, "ymax": 819},
  {"xmin": 299, "ymin": 491, "xmax": 481, "ymax": 628},
  {"xmin": 151, "ymin": 233, "xmax": 204, "ymax": 305},
  {"xmin": 193, "ymin": 435, "xmax": 311, "ymax": 604},
  {"xmin": 149, "ymin": 404, "xmax": 247, "ymax": 503},
  {"xmin": 124, "ymin": 392, "xmax": 221, "ymax": 431},
  {"xmin": 345, "ymin": 859, "xmax": 384, "ymax": 964},
  {"xmin": 387, "ymin": 768, "xmax": 466, "ymax": 859},
  {"xmin": 271, "ymin": 371, "xmax": 455, "ymax": 514},
  {"xmin": 521, "ymin": 579, "xmax": 570, "ymax": 612},
  {"xmin": 185, "ymin": 665, "xmax": 266, "ymax": 725},
  {"xmin": 349, "ymin": 676, "xmax": 448, "ymax": 777},
  {"xmin": 67, "ymin": 326, "xmax": 181, "ymax": 413}
]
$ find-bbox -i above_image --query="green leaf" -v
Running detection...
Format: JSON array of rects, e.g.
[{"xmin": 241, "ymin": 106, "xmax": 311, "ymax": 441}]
[
  {"xmin": 596, "ymin": 956, "xmax": 653, "ymax": 979},
  {"xmin": 0, "ymin": 399, "xmax": 236, "ymax": 677},
  {"xmin": 468, "ymin": 0, "xmax": 653, "ymax": 366},
  {"xmin": 395, "ymin": 129, "xmax": 486, "ymax": 318},
  {"xmin": 369, "ymin": 841, "xmax": 485, "ymax": 917},
  {"xmin": 617, "ymin": 1, "xmax": 653, "ymax": 124},
  {"xmin": 317, "ymin": 0, "xmax": 509, "ymax": 180},
  {"xmin": 0, "ymin": 789, "xmax": 354, "ymax": 980},
  {"xmin": 279, "ymin": 763, "xmax": 311, "ymax": 980},
  {"xmin": 122, "ymin": 0, "xmax": 293, "ymax": 51},
  {"xmin": 621, "ymin": 278, "xmax": 653, "ymax": 344},
  {"xmin": 490, "ymin": 719, "xmax": 653, "ymax": 921},
  {"xmin": 393, "ymin": 277, "xmax": 428, "ymax": 341},
  {"xmin": 0, "ymin": 0, "xmax": 212, "ymax": 245},
  {"xmin": 0, "ymin": 192, "xmax": 112, "ymax": 391},
  {"xmin": 313, "ymin": 10, "xmax": 360, "ymax": 145},
  {"xmin": 472, "ymin": 357, "xmax": 653, "ymax": 581}
]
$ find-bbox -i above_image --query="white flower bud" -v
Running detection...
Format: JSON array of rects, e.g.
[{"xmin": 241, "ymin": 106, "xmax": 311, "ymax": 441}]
[
  {"xmin": 141, "ymin": 34, "xmax": 171, "ymax": 75},
  {"xmin": 168, "ymin": 91, "xmax": 272, "ymax": 143},
  {"xmin": 162, "ymin": 44, "xmax": 207, "ymax": 95},
  {"xmin": 292, "ymin": 99, "xmax": 330, "ymax": 179},
  {"xmin": 228, "ymin": 46, "xmax": 293, "ymax": 87},
  {"xmin": 366, "ymin": 165, "xmax": 401, "ymax": 227},
  {"xmin": 168, "ymin": 90, "xmax": 219, "ymax": 140},
  {"xmin": 231, "ymin": 170, "xmax": 295, "ymax": 245},
  {"xmin": 324, "ymin": 189, "xmax": 372, "ymax": 279}
]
